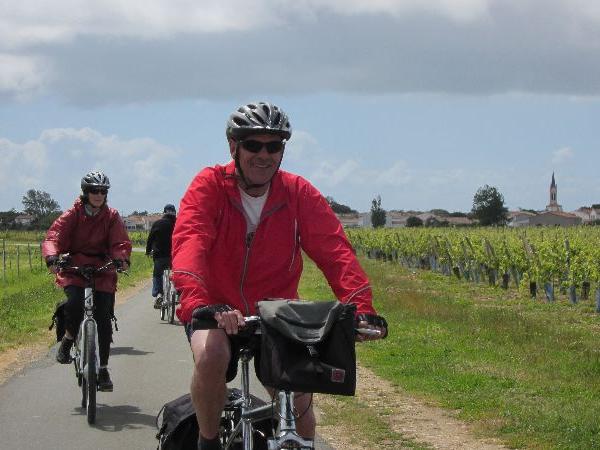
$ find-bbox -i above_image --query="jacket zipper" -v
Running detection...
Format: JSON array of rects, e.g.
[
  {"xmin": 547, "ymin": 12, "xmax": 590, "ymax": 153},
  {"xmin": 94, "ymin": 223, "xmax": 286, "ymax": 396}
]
[
  {"xmin": 288, "ymin": 219, "xmax": 298, "ymax": 271},
  {"xmin": 237, "ymin": 200, "xmax": 285, "ymax": 316},
  {"xmin": 239, "ymin": 231, "xmax": 253, "ymax": 316}
]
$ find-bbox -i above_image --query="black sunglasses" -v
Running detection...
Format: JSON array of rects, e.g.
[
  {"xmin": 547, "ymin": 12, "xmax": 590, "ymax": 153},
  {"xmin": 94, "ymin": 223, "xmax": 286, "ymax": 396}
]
[
  {"xmin": 88, "ymin": 188, "xmax": 108, "ymax": 195},
  {"xmin": 239, "ymin": 139, "xmax": 285, "ymax": 154}
]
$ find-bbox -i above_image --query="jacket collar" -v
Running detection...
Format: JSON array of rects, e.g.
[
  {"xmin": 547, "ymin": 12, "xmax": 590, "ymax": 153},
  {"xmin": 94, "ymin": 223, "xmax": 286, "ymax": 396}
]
[{"xmin": 221, "ymin": 161, "xmax": 287, "ymax": 214}]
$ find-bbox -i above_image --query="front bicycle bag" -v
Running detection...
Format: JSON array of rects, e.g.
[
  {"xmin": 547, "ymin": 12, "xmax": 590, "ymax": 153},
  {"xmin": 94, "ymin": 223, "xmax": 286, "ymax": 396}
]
[{"xmin": 257, "ymin": 299, "xmax": 357, "ymax": 396}]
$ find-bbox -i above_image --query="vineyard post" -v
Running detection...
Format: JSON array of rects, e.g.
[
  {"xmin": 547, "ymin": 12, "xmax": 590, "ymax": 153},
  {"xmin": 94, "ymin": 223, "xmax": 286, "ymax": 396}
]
[
  {"xmin": 565, "ymin": 239, "xmax": 577, "ymax": 304},
  {"xmin": 16, "ymin": 245, "xmax": 20, "ymax": 279},
  {"xmin": 39, "ymin": 243, "xmax": 43, "ymax": 270}
]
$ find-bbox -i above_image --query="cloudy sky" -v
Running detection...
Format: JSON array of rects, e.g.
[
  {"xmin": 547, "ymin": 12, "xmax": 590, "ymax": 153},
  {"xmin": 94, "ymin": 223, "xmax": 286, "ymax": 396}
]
[{"xmin": 1, "ymin": 0, "xmax": 599, "ymax": 215}]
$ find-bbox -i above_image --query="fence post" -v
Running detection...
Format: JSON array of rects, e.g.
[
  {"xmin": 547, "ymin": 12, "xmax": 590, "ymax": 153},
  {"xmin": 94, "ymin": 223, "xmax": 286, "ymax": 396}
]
[
  {"xmin": 28, "ymin": 243, "xmax": 32, "ymax": 271},
  {"xmin": 16, "ymin": 245, "xmax": 20, "ymax": 279},
  {"xmin": 40, "ymin": 243, "xmax": 43, "ymax": 270},
  {"xmin": 2, "ymin": 239, "xmax": 5, "ymax": 282}
]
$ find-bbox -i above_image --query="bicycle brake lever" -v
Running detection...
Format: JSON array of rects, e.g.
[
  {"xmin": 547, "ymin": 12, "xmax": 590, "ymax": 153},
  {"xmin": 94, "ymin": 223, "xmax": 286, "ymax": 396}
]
[{"xmin": 356, "ymin": 328, "xmax": 382, "ymax": 336}]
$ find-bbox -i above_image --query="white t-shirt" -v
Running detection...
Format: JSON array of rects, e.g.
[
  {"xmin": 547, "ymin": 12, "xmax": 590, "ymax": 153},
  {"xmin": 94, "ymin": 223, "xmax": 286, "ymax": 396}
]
[{"xmin": 239, "ymin": 187, "xmax": 269, "ymax": 234}]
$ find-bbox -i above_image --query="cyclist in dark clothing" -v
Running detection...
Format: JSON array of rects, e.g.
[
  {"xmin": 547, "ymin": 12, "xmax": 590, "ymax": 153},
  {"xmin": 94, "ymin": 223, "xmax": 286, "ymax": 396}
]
[{"xmin": 146, "ymin": 204, "xmax": 177, "ymax": 308}]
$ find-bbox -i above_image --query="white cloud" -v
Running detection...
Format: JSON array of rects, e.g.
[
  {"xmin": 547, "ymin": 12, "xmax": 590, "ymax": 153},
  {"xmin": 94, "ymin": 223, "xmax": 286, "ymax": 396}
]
[
  {"xmin": 552, "ymin": 146, "xmax": 574, "ymax": 164},
  {"xmin": 0, "ymin": 53, "xmax": 47, "ymax": 99},
  {"xmin": 0, "ymin": 128, "xmax": 185, "ymax": 212},
  {"xmin": 2, "ymin": 1, "xmax": 600, "ymax": 104}
]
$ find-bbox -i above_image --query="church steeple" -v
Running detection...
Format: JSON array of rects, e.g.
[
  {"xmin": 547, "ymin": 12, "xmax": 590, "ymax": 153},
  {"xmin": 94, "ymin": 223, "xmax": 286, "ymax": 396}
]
[{"xmin": 546, "ymin": 172, "xmax": 562, "ymax": 212}]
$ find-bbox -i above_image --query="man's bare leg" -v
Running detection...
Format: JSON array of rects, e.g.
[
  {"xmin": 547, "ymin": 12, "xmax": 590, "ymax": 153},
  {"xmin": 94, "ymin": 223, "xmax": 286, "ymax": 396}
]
[{"xmin": 190, "ymin": 330, "xmax": 231, "ymax": 439}]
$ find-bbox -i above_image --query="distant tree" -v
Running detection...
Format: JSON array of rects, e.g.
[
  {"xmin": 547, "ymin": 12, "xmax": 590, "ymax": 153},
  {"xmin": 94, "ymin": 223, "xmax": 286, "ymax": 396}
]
[
  {"xmin": 22, "ymin": 190, "xmax": 61, "ymax": 222},
  {"xmin": 592, "ymin": 204, "xmax": 600, "ymax": 210},
  {"xmin": 406, "ymin": 216, "xmax": 423, "ymax": 227},
  {"xmin": 430, "ymin": 209, "xmax": 450, "ymax": 217},
  {"xmin": 471, "ymin": 185, "xmax": 508, "ymax": 226},
  {"xmin": 370, "ymin": 195, "xmax": 386, "ymax": 228},
  {"xmin": 0, "ymin": 209, "xmax": 19, "ymax": 229},
  {"xmin": 131, "ymin": 210, "xmax": 149, "ymax": 216},
  {"xmin": 449, "ymin": 211, "xmax": 468, "ymax": 217},
  {"xmin": 326, "ymin": 196, "xmax": 357, "ymax": 214},
  {"xmin": 36, "ymin": 212, "xmax": 63, "ymax": 230}
]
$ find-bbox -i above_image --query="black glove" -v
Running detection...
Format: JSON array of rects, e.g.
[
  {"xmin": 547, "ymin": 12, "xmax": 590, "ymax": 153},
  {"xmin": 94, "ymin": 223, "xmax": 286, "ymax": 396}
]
[
  {"xmin": 113, "ymin": 259, "xmax": 124, "ymax": 270},
  {"xmin": 45, "ymin": 255, "xmax": 59, "ymax": 268},
  {"xmin": 355, "ymin": 314, "xmax": 389, "ymax": 338},
  {"xmin": 191, "ymin": 304, "xmax": 233, "ymax": 330}
]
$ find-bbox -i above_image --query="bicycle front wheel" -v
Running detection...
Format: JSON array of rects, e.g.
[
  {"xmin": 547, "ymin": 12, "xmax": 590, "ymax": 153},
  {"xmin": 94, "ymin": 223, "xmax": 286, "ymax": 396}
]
[{"xmin": 84, "ymin": 320, "xmax": 97, "ymax": 424}]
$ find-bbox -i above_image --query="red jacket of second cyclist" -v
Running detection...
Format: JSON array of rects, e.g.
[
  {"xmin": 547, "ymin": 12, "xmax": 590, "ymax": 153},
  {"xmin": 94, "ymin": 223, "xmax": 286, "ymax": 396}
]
[
  {"xmin": 42, "ymin": 199, "xmax": 132, "ymax": 293},
  {"xmin": 172, "ymin": 161, "xmax": 375, "ymax": 324}
]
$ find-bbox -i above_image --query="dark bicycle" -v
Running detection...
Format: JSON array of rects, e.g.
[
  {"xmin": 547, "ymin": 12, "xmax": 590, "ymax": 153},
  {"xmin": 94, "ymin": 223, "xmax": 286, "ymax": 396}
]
[
  {"xmin": 57, "ymin": 255, "xmax": 125, "ymax": 424},
  {"xmin": 161, "ymin": 268, "xmax": 179, "ymax": 324}
]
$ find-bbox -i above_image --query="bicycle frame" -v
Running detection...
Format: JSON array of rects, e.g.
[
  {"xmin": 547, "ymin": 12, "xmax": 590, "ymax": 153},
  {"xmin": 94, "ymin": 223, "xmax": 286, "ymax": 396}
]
[
  {"xmin": 222, "ymin": 326, "xmax": 314, "ymax": 450},
  {"xmin": 74, "ymin": 287, "xmax": 99, "ymax": 385}
]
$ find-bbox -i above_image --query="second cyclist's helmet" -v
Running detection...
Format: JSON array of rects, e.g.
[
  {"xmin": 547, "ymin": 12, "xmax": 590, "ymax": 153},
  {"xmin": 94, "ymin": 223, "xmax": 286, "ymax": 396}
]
[
  {"xmin": 226, "ymin": 102, "xmax": 292, "ymax": 141},
  {"xmin": 163, "ymin": 204, "xmax": 176, "ymax": 215},
  {"xmin": 81, "ymin": 171, "xmax": 110, "ymax": 191}
]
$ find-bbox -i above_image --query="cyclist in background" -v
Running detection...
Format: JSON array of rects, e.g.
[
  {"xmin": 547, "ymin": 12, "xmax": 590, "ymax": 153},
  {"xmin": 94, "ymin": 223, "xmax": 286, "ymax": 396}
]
[
  {"xmin": 146, "ymin": 204, "xmax": 177, "ymax": 309},
  {"xmin": 172, "ymin": 102, "xmax": 388, "ymax": 450},
  {"xmin": 42, "ymin": 171, "xmax": 132, "ymax": 392}
]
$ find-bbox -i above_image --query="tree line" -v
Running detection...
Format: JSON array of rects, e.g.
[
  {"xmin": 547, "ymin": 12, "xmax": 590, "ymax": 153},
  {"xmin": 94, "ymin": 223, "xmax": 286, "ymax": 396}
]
[{"xmin": 0, "ymin": 190, "xmax": 62, "ymax": 230}]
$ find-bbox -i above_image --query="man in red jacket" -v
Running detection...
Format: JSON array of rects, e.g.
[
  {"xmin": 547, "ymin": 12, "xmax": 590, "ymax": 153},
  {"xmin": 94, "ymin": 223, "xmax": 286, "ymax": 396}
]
[
  {"xmin": 172, "ymin": 102, "xmax": 387, "ymax": 450},
  {"xmin": 42, "ymin": 171, "xmax": 132, "ymax": 391}
]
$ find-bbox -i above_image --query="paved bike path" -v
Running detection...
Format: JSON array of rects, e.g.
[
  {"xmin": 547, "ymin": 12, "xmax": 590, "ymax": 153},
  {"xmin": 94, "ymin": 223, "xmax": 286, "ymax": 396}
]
[{"xmin": 0, "ymin": 284, "xmax": 335, "ymax": 449}]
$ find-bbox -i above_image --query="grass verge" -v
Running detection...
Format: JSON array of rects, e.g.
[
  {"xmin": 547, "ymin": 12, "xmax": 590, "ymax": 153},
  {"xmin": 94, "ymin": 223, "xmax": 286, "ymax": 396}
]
[
  {"xmin": 300, "ymin": 254, "xmax": 600, "ymax": 450},
  {"xmin": 0, "ymin": 252, "xmax": 152, "ymax": 352}
]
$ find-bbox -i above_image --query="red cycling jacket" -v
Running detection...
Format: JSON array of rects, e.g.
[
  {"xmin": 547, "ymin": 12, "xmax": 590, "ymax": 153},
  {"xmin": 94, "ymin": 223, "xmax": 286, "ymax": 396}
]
[
  {"xmin": 172, "ymin": 161, "xmax": 375, "ymax": 324},
  {"xmin": 42, "ymin": 199, "xmax": 132, "ymax": 293}
]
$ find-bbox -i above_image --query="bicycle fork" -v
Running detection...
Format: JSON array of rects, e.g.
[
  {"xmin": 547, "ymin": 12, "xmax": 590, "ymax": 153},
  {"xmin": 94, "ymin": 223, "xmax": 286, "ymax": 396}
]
[
  {"xmin": 269, "ymin": 391, "xmax": 314, "ymax": 450},
  {"xmin": 79, "ymin": 287, "xmax": 99, "ymax": 382}
]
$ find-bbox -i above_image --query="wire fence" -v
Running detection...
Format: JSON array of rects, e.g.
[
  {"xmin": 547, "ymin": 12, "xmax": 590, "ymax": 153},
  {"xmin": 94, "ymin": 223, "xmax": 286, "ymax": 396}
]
[{"xmin": 1, "ymin": 239, "xmax": 46, "ymax": 284}]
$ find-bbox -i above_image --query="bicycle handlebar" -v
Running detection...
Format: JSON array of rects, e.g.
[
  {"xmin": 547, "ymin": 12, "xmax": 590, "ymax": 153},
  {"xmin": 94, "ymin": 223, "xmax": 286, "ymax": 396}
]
[
  {"xmin": 57, "ymin": 257, "xmax": 126, "ymax": 279},
  {"xmin": 196, "ymin": 313, "xmax": 381, "ymax": 337}
]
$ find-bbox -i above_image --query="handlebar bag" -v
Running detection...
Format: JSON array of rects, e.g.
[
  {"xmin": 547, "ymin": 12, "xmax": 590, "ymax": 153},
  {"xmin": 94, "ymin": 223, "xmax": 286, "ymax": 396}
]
[
  {"xmin": 48, "ymin": 299, "xmax": 69, "ymax": 342},
  {"xmin": 257, "ymin": 299, "xmax": 357, "ymax": 396}
]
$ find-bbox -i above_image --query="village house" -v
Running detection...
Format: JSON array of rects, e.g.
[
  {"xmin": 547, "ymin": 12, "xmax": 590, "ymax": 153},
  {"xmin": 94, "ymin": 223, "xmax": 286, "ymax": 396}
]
[
  {"xmin": 336, "ymin": 212, "xmax": 371, "ymax": 228},
  {"xmin": 14, "ymin": 214, "xmax": 36, "ymax": 226},
  {"xmin": 123, "ymin": 213, "xmax": 162, "ymax": 231}
]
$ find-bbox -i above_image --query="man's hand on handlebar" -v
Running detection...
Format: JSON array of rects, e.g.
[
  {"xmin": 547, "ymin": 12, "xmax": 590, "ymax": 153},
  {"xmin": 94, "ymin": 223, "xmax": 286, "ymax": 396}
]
[
  {"xmin": 191, "ymin": 304, "xmax": 245, "ymax": 335},
  {"xmin": 355, "ymin": 314, "xmax": 388, "ymax": 342},
  {"xmin": 214, "ymin": 309, "xmax": 245, "ymax": 335}
]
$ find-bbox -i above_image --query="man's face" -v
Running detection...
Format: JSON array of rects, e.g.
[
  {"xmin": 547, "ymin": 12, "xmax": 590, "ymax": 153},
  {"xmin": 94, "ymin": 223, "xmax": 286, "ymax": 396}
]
[{"xmin": 230, "ymin": 134, "xmax": 285, "ymax": 191}]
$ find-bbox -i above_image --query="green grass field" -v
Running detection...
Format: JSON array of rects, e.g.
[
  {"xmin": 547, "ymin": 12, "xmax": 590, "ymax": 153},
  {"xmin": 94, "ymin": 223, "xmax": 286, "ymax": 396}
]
[
  {"xmin": 300, "ymin": 254, "xmax": 600, "ymax": 450},
  {"xmin": 0, "ymin": 251, "xmax": 152, "ymax": 352}
]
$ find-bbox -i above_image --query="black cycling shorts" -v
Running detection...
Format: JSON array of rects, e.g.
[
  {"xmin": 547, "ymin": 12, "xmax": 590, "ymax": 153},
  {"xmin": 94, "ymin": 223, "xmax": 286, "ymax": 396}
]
[{"xmin": 184, "ymin": 324, "xmax": 261, "ymax": 383}]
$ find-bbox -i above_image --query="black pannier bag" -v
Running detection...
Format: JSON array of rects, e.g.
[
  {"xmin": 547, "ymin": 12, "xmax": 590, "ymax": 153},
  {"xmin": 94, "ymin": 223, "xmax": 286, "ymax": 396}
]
[
  {"xmin": 156, "ymin": 389, "xmax": 274, "ymax": 450},
  {"xmin": 156, "ymin": 392, "xmax": 197, "ymax": 450},
  {"xmin": 48, "ymin": 299, "xmax": 69, "ymax": 342},
  {"xmin": 257, "ymin": 299, "xmax": 357, "ymax": 396}
]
